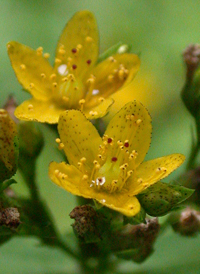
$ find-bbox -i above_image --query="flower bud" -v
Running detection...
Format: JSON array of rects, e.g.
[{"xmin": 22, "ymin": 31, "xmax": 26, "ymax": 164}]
[
  {"xmin": 111, "ymin": 218, "xmax": 160, "ymax": 263},
  {"xmin": 70, "ymin": 205, "xmax": 108, "ymax": 243},
  {"xmin": 137, "ymin": 182, "xmax": 194, "ymax": 217},
  {"xmin": 0, "ymin": 109, "xmax": 19, "ymax": 183},
  {"xmin": 18, "ymin": 121, "xmax": 44, "ymax": 158},
  {"xmin": 171, "ymin": 207, "xmax": 200, "ymax": 236}
]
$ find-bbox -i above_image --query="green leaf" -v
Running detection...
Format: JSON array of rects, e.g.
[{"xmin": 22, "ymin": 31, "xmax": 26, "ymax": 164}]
[{"xmin": 137, "ymin": 182, "xmax": 194, "ymax": 217}]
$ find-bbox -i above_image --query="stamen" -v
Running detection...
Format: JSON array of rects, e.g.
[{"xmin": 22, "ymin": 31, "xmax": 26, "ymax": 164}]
[
  {"xmin": 55, "ymin": 58, "xmax": 62, "ymax": 65},
  {"xmin": 98, "ymin": 97, "xmax": 105, "ymax": 102},
  {"xmin": 79, "ymin": 99, "xmax": 86, "ymax": 111},
  {"xmin": 136, "ymin": 119, "xmax": 142, "ymax": 125},
  {"xmin": 137, "ymin": 178, "xmax": 143, "ymax": 183},
  {"xmin": 50, "ymin": 73, "xmax": 57, "ymax": 81},
  {"xmin": 44, "ymin": 53, "xmax": 50, "ymax": 59},
  {"xmin": 58, "ymin": 142, "xmax": 64, "ymax": 150},
  {"xmin": 85, "ymin": 36, "xmax": 93, "ymax": 43},
  {"xmin": 36, "ymin": 47, "xmax": 43, "ymax": 55},
  {"xmin": 82, "ymin": 174, "xmax": 88, "ymax": 180},
  {"xmin": 20, "ymin": 64, "xmax": 26, "ymax": 70},
  {"xmin": 40, "ymin": 73, "xmax": 46, "ymax": 79},
  {"xmin": 108, "ymin": 74, "xmax": 114, "ymax": 82},
  {"xmin": 62, "ymin": 96, "xmax": 69, "ymax": 103},
  {"xmin": 28, "ymin": 104, "xmax": 33, "ymax": 111},
  {"xmin": 55, "ymin": 138, "xmax": 61, "ymax": 143},
  {"xmin": 29, "ymin": 83, "xmax": 34, "ymax": 89},
  {"xmin": 108, "ymin": 56, "xmax": 116, "ymax": 62},
  {"xmin": 80, "ymin": 157, "xmax": 86, "ymax": 163}
]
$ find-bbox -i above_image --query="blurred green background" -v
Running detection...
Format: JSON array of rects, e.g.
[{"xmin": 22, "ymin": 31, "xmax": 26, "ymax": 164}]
[{"xmin": 1, "ymin": 0, "xmax": 200, "ymax": 273}]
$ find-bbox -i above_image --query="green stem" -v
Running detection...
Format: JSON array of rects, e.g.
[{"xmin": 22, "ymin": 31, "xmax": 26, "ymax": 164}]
[{"xmin": 18, "ymin": 155, "xmax": 80, "ymax": 261}]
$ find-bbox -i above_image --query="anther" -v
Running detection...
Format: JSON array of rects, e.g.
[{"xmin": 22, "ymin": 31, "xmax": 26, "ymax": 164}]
[
  {"xmin": 77, "ymin": 44, "xmax": 82, "ymax": 50},
  {"xmin": 79, "ymin": 99, "xmax": 86, "ymax": 105},
  {"xmin": 44, "ymin": 53, "xmax": 50, "ymax": 59},
  {"xmin": 36, "ymin": 47, "xmax": 43, "ymax": 55},
  {"xmin": 52, "ymin": 82, "xmax": 58, "ymax": 88},
  {"xmin": 136, "ymin": 119, "xmax": 142, "ymax": 125},
  {"xmin": 127, "ymin": 170, "xmax": 133, "ymax": 177},
  {"xmin": 98, "ymin": 97, "xmax": 105, "ymax": 102},
  {"xmin": 87, "ymin": 78, "xmax": 95, "ymax": 85},
  {"xmin": 82, "ymin": 175, "xmax": 88, "ymax": 180},
  {"xmin": 118, "ymin": 69, "xmax": 125, "ymax": 80},
  {"xmin": 58, "ymin": 143, "xmax": 64, "ymax": 150},
  {"xmin": 59, "ymin": 48, "xmax": 66, "ymax": 55},
  {"xmin": 29, "ymin": 83, "xmax": 34, "ymax": 89},
  {"xmin": 80, "ymin": 157, "xmax": 86, "ymax": 163},
  {"xmin": 62, "ymin": 96, "xmax": 69, "ymax": 102},
  {"xmin": 85, "ymin": 36, "xmax": 93, "ymax": 43},
  {"xmin": 55, "ymin": 138, "xmax": 61, "ymax": 143},
  {"xmin": 41, "ymin": 73, "xmax": 46, "ymax": 79},
  {"xmin": 50, "ymin": 74, "xmax": 57, "ymax": 80},
  {"xmin": 55, "ymin": 170, "xmax": 59, "ymax": 176},
  {"xmin": 108, "ymin": 56, "xmax": 116, "ymax": 62},
  {"xmin": 55, "ymin": 58, "xmax": 61, "ymax": 64},
  {"xmin": 108, "ymin": 74, "xmax": 114, "ymax": 82},
  {"xmin": 28, "ymin": 104, "xmax": 33, "ymax": 111},
  {"xmin": 137, "ymin": 178, "xmax": 143, "ymax": 183},
  {"xmin": 20, "ymin": 64, "xmax": 26, "ymax": 70}
]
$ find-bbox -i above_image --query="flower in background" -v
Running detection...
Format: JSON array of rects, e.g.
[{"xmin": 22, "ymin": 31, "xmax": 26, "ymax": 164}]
[
  {"xmin": 7, "ymin": 11, "xmax": 140, "ymax": 124},
  {"xmin": 49, "ymin": 101, "xmax": 185, "ymax": 216}
]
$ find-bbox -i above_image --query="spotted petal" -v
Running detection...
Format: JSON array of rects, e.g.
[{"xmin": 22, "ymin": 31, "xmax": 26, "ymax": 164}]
[
  {"xmin": 104, "ymin": 101, "xmax": 152, "ymax": 167},
  {"xmin": 14, "ymin": 98, "xmax": 65, "ymax": 124},
  {"xmin": 49, "ymin": 162, "xmax": 83, "ymax": 194},
  {"xmin": 89, "ymin": 53, "xmax": 140, "ymax": 98},
  {"xmin": 55, "ymin": 11, "xmax": 99, "ymax": 79},
  {"xmin": 84, "ymin": 98, "xmax": 114, "ymax": 119},
  {"xmin": 58, "ymin": 110, "xmax": 102, "ymax": 171},
  {"xmin": 128, "ymin": 153, "xmax": 186, "ymax": 195},
  {"xmin": 49, "ymin": 161, "xmax": 140, "ymax": 217},
  {"xmin": 7, "ymin": 41, "xmax": 53, "ymax": 100}
]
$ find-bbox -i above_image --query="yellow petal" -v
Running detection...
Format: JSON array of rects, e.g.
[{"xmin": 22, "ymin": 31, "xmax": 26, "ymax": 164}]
[
  {"xmin": 58, "ymin": 110, "xmax": 102, "ymax": 170},
  {"xmin": 129, "ymin": 153, "xmax": 186, "ymax": 195},
  {"xmin": 49, "ymin": 162, "xmax": 83, "ymax": 195},
  {"xmin": 14, "ymin": 98, "xmax": 64, "ymax": 124},
  {"xmin": 84, "ymin": 98, "xmax": 114, "ymax": 119},
  {"xmin": 55, "ymin": 11, "xmax": 99, "ymax": 79},
  {"xmin": 105, "ymin": 101, "xmax": 152, "ymax": 166},
  {"xmin": 95, "ymin": 193, "xmax": 141, "ymax": 217},
  {"xmin": 49, "ymin": 162, "xmax": 140, "ymax": 217},
  {"xmin": 7, "ymin": 41, "xmax": 53, "ymax": 100},
  {"xmin": 90, "ymin": 53, "xmax": 140, "ymax": 98}
]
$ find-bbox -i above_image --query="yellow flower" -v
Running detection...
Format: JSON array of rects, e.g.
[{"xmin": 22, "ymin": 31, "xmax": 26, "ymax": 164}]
[
  {"xmin": 7, "ymin": 11, "xmax": 140, "ymax": 124},
  {"xmin": 49, "ymin": 101, "xmax": 185, "ymax": 217}
]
